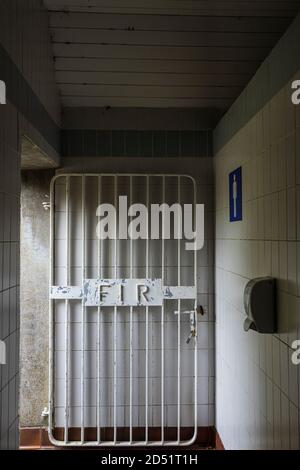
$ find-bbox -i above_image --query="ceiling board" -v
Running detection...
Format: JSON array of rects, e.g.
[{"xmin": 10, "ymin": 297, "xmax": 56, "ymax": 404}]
[
  {"xmin": 61, "ymin": 96, "xmax": 234, "ymax": 108},
  {"xmin": 55, "ymin": 71, "xmax": 250, "ymax": 87},
  {"xmin": 54, "ymin": 58, "xmax": 262, "ymax": 75},
  {"xmin": 44, "ymin": 0, "xmax": 300, "ymax": 16},
  {"xmin": 49, "ymin": 12, "xmax": 291, "ymax": 33},
  {"xmin": 51, "ymin": 29, "xmax": 280, "ymax": 48},
  {"xmin": 52, "ymin": 44, "xmax": 270, "ymax": 61}
]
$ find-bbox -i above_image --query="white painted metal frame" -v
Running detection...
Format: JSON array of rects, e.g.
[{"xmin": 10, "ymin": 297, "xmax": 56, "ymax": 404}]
[{"xmin": 48, "ymin": 173, "xmax": 198, "ymax": 447}]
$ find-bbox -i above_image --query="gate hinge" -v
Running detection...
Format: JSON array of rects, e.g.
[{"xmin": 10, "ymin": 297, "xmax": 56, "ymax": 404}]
[{"xmin": 197, "ymin": 305, "xmax": 205, "ymax": 316}]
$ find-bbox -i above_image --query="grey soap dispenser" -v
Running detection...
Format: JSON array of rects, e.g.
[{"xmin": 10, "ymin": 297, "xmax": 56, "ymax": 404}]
[{"xmin": 243, "ymin": 277, "xmax": 276, "ymax": 333}]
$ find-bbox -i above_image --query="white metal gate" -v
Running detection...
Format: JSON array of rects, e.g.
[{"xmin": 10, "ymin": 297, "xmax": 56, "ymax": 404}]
[{"xmin": 48, "ymin": 174, "xmax": 198, "ymax": 446}]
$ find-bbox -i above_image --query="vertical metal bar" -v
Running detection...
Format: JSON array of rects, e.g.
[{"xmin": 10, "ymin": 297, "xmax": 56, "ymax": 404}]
[
  {"xmin": 81, "ymin": 175, "xmax": 86, "ymax": 443},
  {"xmin": 161, "ymin": 175, "xmax": 165, "ymax": 444},
  {"xmin": 113, "ymin": 175, "xmax": 118, "ymax": 444},
  {"xmin": 65, "ymin": 176, "xmax": 70, "ymax": 443},
  {"xmin": 177, "ymin": 176, "xmax": 181, "ymax": 444},
  {"xmin": 129, "ymin": 175, "xmax": 133, "ymax": 443},
  {"xmin": 193, "ymin": 178, "xmax": 198, "ymax": 441},
  {"xmin": 145, "ymin": 175, "xmax": 149, "ymax": 444},
  {"xmin": 97, "ymin": 176, "xmax": 101, "ymax": 443},
  {"xmin": 48, "ymin": 178, "xmax": 55, "ymax": 441}
]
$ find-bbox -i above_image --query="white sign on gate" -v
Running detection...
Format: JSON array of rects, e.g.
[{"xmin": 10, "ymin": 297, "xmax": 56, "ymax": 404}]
[{"xmin": 51, "ymin": 278, "xmax": 196, "ymax": 307}]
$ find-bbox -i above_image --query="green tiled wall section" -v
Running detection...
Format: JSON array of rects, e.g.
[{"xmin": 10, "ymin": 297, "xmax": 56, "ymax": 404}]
[{"xmin": 62, "ymin": 129, "xmax": 213, "ymax": 157}]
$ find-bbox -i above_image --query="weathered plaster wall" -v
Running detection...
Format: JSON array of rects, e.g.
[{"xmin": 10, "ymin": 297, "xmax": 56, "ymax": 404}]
[{"xmin": 20, "ymin": 170, "xmax": 54, "ymax": 427}]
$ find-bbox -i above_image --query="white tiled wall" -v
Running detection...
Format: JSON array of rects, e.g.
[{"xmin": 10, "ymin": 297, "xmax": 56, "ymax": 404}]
[
  {"xmin": 0, "ymin": 1, "xmax": 60, "ymax": 448},
  {"xmin": 214, "ymin": 74, "xmax": 300, "ymax": 449},
  {"xmin": 0, "ymin": 103, "xmax": 20, "ymax": 450}
]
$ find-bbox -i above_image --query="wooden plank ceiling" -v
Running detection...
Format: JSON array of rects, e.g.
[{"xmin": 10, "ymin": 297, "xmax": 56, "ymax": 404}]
[{"xmin": 44, "ymin": 0, "xmax": 300, "ymax": 110}]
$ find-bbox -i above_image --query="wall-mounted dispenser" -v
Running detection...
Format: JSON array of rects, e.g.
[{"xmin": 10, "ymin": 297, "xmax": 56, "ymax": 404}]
[{"xmin": 243, "ymin": 277, "xmax": 276, "ymax": 333}]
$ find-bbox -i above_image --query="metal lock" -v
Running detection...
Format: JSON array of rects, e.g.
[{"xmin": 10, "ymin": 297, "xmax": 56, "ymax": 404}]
[{"xmin": 186, "ymin": 311, "xmax": 197, "ymax": 344}]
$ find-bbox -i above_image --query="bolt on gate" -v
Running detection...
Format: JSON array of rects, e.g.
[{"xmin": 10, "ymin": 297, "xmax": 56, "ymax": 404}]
[{"xmin": 48, "ymin": 174, "xmax": 200, "ymax": 446}]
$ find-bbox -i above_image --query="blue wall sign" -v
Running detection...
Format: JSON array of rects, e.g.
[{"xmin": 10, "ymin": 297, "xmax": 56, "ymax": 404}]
[{"xmin": 229, "ymin": 166, "xmax": 242, "ymax": 222}]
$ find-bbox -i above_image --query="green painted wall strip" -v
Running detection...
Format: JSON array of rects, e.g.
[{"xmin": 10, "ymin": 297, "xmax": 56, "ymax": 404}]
[
  {"xmin": 61, "ymin": 129, "xmax": 213, "ymax": 158},
  {"xmin": 214, "ymin": 13, "xmax": 300, "ymax": 154},
  {"xmin": 0, "ymin": 44, "xmax": 60, "ymax": 153}
]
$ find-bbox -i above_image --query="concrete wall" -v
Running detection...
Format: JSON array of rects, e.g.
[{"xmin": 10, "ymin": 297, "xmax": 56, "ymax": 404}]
[
  {"xmin": 214, "ymin": 15, "xmax": 300, "ymax": 449},
  {"xmin": 0, "ymin": 1, "xmax": 60, "ymax": 448},
  {"xmin": 20, "ymin": 170, "xmax": 54, "ymax": 428}
]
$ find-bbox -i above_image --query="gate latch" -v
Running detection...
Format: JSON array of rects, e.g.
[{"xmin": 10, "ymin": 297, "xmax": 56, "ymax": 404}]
[
  {"xmin": 173, "ymin": 309, "xmax": 197, "ymax": 344},
  {"xmin": 186, "ymin": 311, "xmax": 197, "ymax": 344}
]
